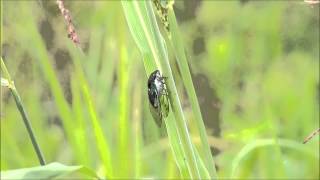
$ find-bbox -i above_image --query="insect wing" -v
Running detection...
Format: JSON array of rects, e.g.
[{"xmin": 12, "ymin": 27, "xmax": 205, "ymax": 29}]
[
  {"xmin": 147, "ymin": 70, "xmax": 170, "ymax": 127},
  {"xmin": 159, "ymin": 89, "xmax": 169, "ymax": 118},
  {"xmin": 149, "ymin": 100, "xmax": 163, "ymax": 127}
]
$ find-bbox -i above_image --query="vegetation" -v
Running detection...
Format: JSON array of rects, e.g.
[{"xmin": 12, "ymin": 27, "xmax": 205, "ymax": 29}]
[{"xmin": 1, "ymin": 1, "xmax": 319, "ymax": 179}]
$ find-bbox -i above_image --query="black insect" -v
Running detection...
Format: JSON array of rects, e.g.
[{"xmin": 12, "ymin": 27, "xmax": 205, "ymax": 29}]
[{"xmin": 148, "ymin": 70, "xmax": 170, "ymax": 127}]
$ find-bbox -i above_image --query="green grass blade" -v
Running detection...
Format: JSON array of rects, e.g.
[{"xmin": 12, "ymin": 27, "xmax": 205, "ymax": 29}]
[
  {"xmin": 71, "ymin": 78, "xmax": 90, "ymax": 167},
  {"xmin": 118, "ymin": 43, "xmax": 130, "ymax": 177},
  {"xmin": 17, "ymin": 2, "xmax": 77, "ymax": 157},
  {"xmin": 0, "ymin": 162, "xmax": 99, "ymax": 179},
  {"xmin": 80, "ymin": 79, "xmax": 113, "ymax": 178},
  {"xmin": 122, "ymin": 1, "xmax": 202, "ymax": 178},
  {"xmin": 165, "ymin": 115, "xmax": 189, "ymax": 178},
  {"xmin": 231, "ymin": 138, "xmax": 319, "ymax": 178},
  {"xmin": 131, "ymin": 77, "xmax": 143, "ymax": 178},
  {"xmin": 1, "ymin": 58, "xmax": 46, "ymax": 166},
  {"xmin": 68, "ymin": 46, "xmax": 114, "ymax": 178},
  {"xmin": 167, "ymin": 9, "xmax": 218, "ymax": 178}
]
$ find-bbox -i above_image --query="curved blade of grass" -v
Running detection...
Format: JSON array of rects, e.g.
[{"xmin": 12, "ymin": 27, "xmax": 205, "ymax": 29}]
[
  {"xmin": 122, "ymin": 1, "xmax": 202, "ymax": 178},
  {"xmin": 167, "ymin": 9, "xmax": 218, "ymax": 178},
  {"xmin": 231, "ymin": 138, "xmax": 320, "ymax": 178},
  {"xmin": 0, "ymin": 162, "xmax": 99, "ymax": 179}
]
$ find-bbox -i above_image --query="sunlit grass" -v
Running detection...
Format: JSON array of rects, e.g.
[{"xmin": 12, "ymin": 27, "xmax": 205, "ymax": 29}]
[{"xmin": 1, "ymin": 0, "xmax": 319, "ymax": 179}]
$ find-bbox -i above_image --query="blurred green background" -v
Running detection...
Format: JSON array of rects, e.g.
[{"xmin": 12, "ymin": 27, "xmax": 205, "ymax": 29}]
[{"xmin": 1, "ymin": 0, "xmax": 319, "ymax": 179}]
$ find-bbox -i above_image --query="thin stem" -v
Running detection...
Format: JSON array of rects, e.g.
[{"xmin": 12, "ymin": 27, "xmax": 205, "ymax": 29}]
[
  {"xmin": 1, "ymin": 57, "xmax": 46, "ymax": 166},
  {"xmin": 303, "ymin": 128, "xmax": 320, "ymax": 144}
]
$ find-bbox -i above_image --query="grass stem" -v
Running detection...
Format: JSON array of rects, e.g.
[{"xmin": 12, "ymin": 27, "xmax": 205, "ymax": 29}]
[{"xmin": 1, "ymin": 57, "xmax": 46, "ymax": 166}]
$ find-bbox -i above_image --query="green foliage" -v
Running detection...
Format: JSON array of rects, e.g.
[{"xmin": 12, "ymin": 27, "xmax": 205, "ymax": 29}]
[
  {"xmin": 122, "ymin": 1, "xmax": 210, "ymax": 178},
  {"xmin": 1, "ymin": 0, "xmax": 319, "ymax": 179}
]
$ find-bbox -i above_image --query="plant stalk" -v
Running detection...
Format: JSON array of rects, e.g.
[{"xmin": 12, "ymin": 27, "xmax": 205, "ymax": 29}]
[{"xmin": 1, "ymin": 57, "xmax": 46, "ymax": 166}]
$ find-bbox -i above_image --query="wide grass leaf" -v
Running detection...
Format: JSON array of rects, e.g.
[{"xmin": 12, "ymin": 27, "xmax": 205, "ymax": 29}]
[{"xmin": 0, "ymin": 162, "xmax": 99, "ymax": 179}]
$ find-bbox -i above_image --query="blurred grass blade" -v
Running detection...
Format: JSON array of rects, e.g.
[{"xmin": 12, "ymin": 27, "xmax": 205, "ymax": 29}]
[
  {"xmin": 231, "ymin": 138, "xmax": 320, "ymax": 178},
  {"xmin": 131, "ymin": 76, "xmax": 143, "ymax": 178},
  {"xmin": 118, "ymin": 42, "xmax": 130, "ymax": 177},
  {"xmin": 18, "ymin": 2, "xmax": 78, "ymax": 157},
  {"xmin": 1, "ymin": 57, "xmax": 46, "ymax": 166},
  {"xmin": 167, "ymin": 9, "xmax": 218, "ymax": 178},
  {"xmin": 67, "ymin": 45, "xmax": 113, "ymax": 178},
  {"xmin": 0, "ymin": 162, "xmax": 99, "ymax": 179},
  {"xmin": 80, "ymin": 79, "xmax": 113, "ymax": 178},
  {"xmin": 71, "ymin": 78, "xmax": 90, "ymax": 167}
]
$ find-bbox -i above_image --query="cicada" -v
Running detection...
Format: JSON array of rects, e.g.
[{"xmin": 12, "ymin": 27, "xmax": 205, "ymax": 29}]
[{"xmin": 147, "ymin": 70, "xmax": 170, "ymax": 127}]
